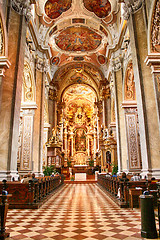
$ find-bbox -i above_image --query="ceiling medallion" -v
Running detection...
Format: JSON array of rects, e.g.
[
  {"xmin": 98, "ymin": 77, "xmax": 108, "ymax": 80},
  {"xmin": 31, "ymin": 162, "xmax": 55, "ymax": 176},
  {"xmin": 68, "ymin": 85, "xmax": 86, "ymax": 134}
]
[
  {"xmin": 51, "ymin": 56, "xmax": 60, "ymax": 65},
  {"xmin": 45, "ymin": 0, "xmax": 72, "ymax": 19},
  {"xmin": 83, "ymin": 0, "xmax": 111, "ymax": 18},
  {"xmin": 97, "ymin": 55, "xmax": 106, "ymax": 64},
  {"xmin": 55, "ymin": 26, "xmax": 102, "ymax": 52}
]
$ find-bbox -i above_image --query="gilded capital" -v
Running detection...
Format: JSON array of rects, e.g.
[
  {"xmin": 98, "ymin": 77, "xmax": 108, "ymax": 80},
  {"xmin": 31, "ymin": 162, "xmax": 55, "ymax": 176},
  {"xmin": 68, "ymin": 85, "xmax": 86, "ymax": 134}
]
[{"xmin": 48, "ymin": 88, "xmax": 57, "ymax": 101}]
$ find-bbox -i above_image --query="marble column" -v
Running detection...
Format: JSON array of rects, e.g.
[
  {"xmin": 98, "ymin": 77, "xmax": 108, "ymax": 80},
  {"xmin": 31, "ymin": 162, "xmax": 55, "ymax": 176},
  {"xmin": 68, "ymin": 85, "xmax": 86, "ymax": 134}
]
[
  {"xmin": 93, "ymin": 128, "xmax": 97, "ymax": 166},
  {"xmin": 0, "ymin": 6, "xmax": 28, "ymax": 180},
  {"xmin": 43, "ymin": 123, "xmax": 51, "ymax": 167},
  {"xmin": 48, "ymin": 87, "xmax": 58, "ymax": 132},
  {"xmin": 102, "ymin": 87, "xmax": 111, "ymax": 128},
  {"xmin": 112, "ymin": 56, "xmax": 128, "ymax": 173},
  {"xmin": 145, "ymin": 55, "xmax": 160, "ymax": 134},
  {"xmin": 64, "ymin": 126, "xmax": 68, "ymax": 167},
  {"xmin": 32, "ymin": 58, "xmax": 45, "ymax": 176},
  {"xmin": 125, "ymin": 1, "xmax": 160, "ymax": 177}
]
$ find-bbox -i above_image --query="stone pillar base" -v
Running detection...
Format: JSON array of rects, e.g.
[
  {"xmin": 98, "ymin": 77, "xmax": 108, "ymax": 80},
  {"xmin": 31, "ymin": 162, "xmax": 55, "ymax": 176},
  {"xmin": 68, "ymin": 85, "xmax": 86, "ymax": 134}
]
[
  {"xmin": 141, "ymin": 169, "xmax": 160, "ymax": 179},
  {"xmin": 0, "ymin": 171, "xmax": 19, "ymax": 181}
]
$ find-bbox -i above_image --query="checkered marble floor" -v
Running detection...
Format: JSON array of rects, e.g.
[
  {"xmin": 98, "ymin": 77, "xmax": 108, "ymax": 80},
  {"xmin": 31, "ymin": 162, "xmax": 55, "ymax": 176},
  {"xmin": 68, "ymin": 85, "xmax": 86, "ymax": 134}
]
[{"xmin": 6, "ymin": 183, "xmax": 159, "ymax": 240}]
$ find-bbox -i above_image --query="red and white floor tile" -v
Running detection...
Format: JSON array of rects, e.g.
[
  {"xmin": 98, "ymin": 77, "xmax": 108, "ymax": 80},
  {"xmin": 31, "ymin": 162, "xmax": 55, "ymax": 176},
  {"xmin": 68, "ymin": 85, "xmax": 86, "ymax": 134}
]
[{"xmin": 6, "ymin": 184, "xmax": 159, "ymax": 240}]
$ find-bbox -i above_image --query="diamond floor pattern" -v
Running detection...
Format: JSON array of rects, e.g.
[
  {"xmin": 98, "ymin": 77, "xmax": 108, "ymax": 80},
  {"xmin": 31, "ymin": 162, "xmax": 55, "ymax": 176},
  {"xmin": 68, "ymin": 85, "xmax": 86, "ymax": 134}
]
[{"xmin": 6, "ymin": 183, "xmax": 159, "ymax": 239}]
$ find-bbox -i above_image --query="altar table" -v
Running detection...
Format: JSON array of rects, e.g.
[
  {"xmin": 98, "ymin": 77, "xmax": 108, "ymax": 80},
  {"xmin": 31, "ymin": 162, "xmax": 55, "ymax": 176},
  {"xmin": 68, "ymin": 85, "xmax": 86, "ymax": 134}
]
[{"xmin": 75, "ymin": 173, "xmax": 86, "ymax": 181}]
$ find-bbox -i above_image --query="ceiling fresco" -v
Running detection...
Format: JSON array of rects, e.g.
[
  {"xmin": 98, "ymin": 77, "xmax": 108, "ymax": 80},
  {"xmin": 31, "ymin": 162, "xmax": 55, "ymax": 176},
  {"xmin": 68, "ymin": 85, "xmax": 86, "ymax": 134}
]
[
  {"xmin": 62, "ymin": 84, "xmax": 97, "ymax": 104},
  {"xmin": 53, "ymin": 63, "xmax": 104, "ymax": 86},
  {"xmin": 83, "ymin": 0, "xmax": 111, "ymax": 18},
  {"xmin": 44, "ymin": 0, "xmax": 72, "ymax": 19},
  {"xmin": 55, "ymin": 26, "xmax": 102, "ymax": 52}
]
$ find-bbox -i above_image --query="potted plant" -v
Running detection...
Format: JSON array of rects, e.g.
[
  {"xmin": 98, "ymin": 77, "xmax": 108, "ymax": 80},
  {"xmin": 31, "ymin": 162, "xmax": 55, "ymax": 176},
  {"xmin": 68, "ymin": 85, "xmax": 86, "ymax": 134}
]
[
  {"xmin": 43, "ymin": 165, "xmax": 55, "ymax": 176},
  {"xmin": 111, "ymin": 164, "xmax": 118, "ymax": 175},
  {"xmin": 70, "ymin": 176, "xmax": 74, "ymax": 181}
]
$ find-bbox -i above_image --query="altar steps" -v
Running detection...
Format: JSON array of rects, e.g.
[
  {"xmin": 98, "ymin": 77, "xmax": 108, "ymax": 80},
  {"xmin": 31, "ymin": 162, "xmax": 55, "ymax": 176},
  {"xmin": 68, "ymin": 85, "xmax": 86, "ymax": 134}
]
[{"xmin": 64, "ymin": 180, "xmax": 97, "ymax": 184}]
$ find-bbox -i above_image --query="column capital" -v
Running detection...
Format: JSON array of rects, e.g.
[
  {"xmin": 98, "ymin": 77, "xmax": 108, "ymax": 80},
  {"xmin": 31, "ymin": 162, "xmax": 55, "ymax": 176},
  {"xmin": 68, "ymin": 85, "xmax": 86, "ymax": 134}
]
[
  {"xmin": 48, "ymin": 88, "xmax": 58, "ymax": 101},
  {"xmin": 111, "ymin": 56, "xmax": 122, "ymax": 72},
  {"xmin": 102, "ymin": 87, "xmax": 111, "ymax": 99},
  {"xmin": 35, "ymin": 57, "xmax": 45, "ymax": 72},
  {"xmin": 11, "ymin": 0, "xmax": 32, "ymax": 22},
  {"xmin": 0, "ymin": 57, "xmax": 11, "ymax": 77},
  {"xmin": 145, "ymin": 54, "xmax": 160, "ymax": 74},
  {"xmin": 123, "ymin": 0, "xmax": 144, "ymax": 20}
]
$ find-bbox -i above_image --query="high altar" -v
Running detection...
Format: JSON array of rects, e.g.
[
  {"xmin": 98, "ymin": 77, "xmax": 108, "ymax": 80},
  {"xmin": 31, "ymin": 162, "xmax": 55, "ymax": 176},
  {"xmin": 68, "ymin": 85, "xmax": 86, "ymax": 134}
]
[{"xmin": 46, "ymin": 85, "xmax": 117, "ymax": 173}]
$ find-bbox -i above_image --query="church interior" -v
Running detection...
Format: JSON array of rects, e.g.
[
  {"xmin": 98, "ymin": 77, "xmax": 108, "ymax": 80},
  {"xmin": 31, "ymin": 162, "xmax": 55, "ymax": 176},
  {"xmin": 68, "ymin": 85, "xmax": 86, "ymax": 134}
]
[
  {"xmin": 0, "ymin": 0, "xmax": 160, "ymax": 239},
  {"xmin": 0, "ymin": 0, "xmax": 160, "ymax": 181}
]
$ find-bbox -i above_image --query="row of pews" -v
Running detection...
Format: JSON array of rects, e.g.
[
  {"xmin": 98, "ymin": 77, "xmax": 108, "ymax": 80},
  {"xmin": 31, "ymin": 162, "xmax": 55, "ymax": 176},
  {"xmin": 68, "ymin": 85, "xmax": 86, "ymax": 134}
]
[
  {"xmin": 97, "ymin": 174, "xmax": 159, "ymax": 208},
  {"xmin": 0, "ymin": 175, "xmax": 64, "ymax": 209}
]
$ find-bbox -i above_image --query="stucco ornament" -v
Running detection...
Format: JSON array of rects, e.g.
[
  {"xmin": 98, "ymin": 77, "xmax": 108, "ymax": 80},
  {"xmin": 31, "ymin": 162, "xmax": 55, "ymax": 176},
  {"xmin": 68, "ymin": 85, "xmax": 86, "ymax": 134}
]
[
  {"xmin": 11, "ymin": 0, "xmax": 32, "ymax": 21},
  {"xmin": 151, "ymin": 0, "xmax": 160, "ymax": 52},
  {"xmin": 123, "ymin": 0, "xmax": 143, "ymax": 20}
]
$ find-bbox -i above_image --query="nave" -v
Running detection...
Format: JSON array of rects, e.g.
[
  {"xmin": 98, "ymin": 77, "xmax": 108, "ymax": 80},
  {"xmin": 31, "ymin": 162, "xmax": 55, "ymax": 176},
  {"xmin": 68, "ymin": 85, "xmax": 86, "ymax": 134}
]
[{"xmin": 6, "ymin": 183, "xmax": 156, "ymax": 240}]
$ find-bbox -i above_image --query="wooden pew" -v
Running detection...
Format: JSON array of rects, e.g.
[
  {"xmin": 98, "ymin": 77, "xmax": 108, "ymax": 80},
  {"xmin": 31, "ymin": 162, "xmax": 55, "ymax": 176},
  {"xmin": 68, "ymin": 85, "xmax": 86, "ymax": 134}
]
[
  {"xmin": 97, "ymin": 174, "xmax": 159, "ymax": 208},
  {"xmin": 0, "ymin": 175, "xmax": 64, "ymax": 209}
]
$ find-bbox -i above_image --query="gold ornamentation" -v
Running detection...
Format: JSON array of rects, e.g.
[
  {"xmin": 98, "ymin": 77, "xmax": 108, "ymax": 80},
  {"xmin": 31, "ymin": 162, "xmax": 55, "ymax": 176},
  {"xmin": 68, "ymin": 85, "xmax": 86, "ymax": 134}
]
[
  {"xmin": 23, "ymin": 62, "xmax": 34, "ymax": 102},
  {"xmin": 151, "ymin": 0, "xmax": 160, "ymax": 52},
  {"xmin": 21, "ymin": 115, "xmax": 33, "ymax": 170},
  {"xmin": 125, "ymin": 108, "xmax": 141, "ymax": 169},
  {"xmin": 46, "ymin": 127, "xmax": 62, "ymax": 148},
  {"xmin": 48, "ymin": 88, "xmax": 57, "ymax": 101},
  {"xmin": 125, "ymin": 63, "xmax": 136, "ymax": 101},
  {"xmin": 156, "ymin": 74, "xmax": 160, "ymax": 92},
  {"xmin": 0, "ymin": 17, "xmax": 4, "ymax": 56}
]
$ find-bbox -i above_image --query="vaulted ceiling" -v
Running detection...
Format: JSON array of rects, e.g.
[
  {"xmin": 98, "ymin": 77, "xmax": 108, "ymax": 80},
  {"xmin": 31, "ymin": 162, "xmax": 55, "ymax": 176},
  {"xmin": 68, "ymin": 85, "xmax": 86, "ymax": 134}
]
[{"xmin": 35, "ymin": 0, "xmax": 120, "ymax": 101}]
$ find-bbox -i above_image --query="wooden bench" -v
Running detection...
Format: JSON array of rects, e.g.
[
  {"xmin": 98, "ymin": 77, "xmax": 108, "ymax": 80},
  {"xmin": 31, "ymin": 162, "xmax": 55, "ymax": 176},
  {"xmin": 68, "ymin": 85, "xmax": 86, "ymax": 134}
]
[
  {"xmin": 97, "ymin": 174, "xmax": 159, "ymax": 208},
  {"xmin": 0, "ymin": 175, "xmax": 64, "ymax": 209}
]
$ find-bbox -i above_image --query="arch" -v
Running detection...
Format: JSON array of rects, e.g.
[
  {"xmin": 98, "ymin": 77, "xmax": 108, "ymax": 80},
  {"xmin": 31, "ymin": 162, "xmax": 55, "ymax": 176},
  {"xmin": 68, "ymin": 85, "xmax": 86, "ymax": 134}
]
[{"xmin": 52, "ymin": 62, "xmax": 104, "ymax": 101}]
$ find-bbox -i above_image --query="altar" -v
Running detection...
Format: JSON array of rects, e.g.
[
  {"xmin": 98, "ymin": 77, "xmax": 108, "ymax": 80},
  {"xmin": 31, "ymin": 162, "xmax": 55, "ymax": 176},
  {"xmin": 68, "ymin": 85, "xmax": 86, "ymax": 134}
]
[
  {"xmin": 73, "ymin": 165, "xmax": 88, "ymax": 174},
  {"xmin": 75, "ymin": 173, "xmax": 86, "ymax": 181}
]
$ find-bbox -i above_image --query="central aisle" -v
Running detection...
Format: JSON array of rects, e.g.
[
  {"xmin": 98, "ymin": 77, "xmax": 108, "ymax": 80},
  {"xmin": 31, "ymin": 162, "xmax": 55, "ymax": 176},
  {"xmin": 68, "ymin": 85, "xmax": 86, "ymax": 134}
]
[{"xmin": 7, "ymin": 184, "xmax": 150, "ymax": 240}]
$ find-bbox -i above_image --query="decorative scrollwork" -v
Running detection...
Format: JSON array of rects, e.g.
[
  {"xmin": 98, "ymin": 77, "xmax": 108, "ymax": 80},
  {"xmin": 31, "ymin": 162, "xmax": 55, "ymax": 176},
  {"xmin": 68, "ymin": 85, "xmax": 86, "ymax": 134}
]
[
  {"xmin": 0, "ymin": 17, "xmax": 4, "ymax": 56},
  {"xmin": 125, "ymin": 63, "xmax": 136, "ymax": 101},
  {"xmin": 151, "ymin": 0, "xmax": 160, "ymax": 52},
  {"xmin": 11, "ymin": 0, "xmax": 32, "ymax": 22},
  {"xmin": 123, "ymin": 0, "xmax": 143, "ymax": 20},
  {"xmin": 23, "ymin": 62, "xmax": 34, "ymax": 102}
]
